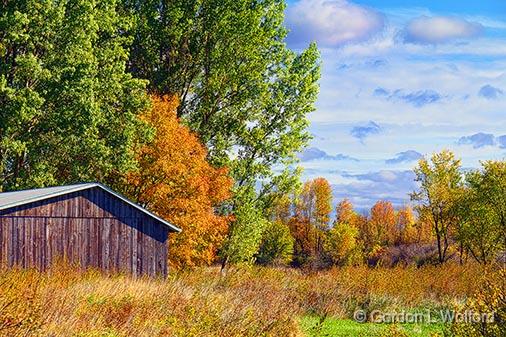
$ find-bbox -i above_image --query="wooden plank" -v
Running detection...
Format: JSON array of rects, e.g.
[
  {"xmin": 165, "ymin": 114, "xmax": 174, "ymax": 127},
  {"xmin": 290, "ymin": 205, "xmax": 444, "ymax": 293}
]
[
  {"xmin": 0, "ymin": 217, "xmax": 3, "ymax": 267},
  {"xmin": 137, "ymin": 218, "xmax": 143, "ymax": 277},
  {"xmin": 102, "ymin": 218, "xmax": 110, "ymax": 270},
  {"xmin": 131, "ymin": 217, "xmax": 138, "ymax": 277}
]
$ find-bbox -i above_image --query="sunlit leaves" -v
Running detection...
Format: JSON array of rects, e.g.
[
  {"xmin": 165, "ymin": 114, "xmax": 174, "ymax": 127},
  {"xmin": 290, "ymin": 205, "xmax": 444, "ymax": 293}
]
[{"xmin": 123, "ymin": 95, "xmax": 233, "ymax": 269}]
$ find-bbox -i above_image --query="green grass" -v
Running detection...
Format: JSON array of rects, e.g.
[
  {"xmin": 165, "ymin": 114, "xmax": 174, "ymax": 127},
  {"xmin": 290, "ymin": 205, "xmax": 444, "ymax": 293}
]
[{"xmin": 300, "ymin": 316, "xmax": 444, "ymax": 337}]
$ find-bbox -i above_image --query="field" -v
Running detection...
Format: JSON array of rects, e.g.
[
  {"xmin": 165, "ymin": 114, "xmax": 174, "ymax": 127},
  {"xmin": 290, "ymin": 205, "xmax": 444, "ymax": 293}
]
[
  {"xmin": 0, "ymin": 263, "xmax": 500, "ymax": 336},
  {"xmin": 300, "ymin": 317, "xmax": 445, "ymax": 337}
]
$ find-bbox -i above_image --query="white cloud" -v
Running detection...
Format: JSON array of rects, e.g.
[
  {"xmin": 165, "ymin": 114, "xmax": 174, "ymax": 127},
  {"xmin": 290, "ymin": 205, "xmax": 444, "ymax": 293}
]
[
  {"xmin": 285, "ymin": 2, "xmax": 506, "ymax": 209},
  {"xmin": 285, "ymin": 0, "xmax": 384, "ymax": 47},
  {"xmin": 313, "ymin": 50, "xmax": 506, "ymax": 126},
  {"xmin": 403, "ymin": 16, "xmax": 483, "ymax": 44},
  {"xmin": 332, "ymin": 170, "xmax": 418, "ymax": 210}
]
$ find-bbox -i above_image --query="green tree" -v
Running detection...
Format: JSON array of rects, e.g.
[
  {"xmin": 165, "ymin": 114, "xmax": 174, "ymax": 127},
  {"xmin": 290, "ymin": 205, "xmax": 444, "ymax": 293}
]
[
  {"xmin": 125, "ymin": 0, "xmax": 320, "ymax": 210},
  {"xmin": 219, "ymin": 189, "xmax": 269, "ymax": 267},
  {"xmin": 458, "ymin": 161, "xmax": 506, "ymax": 264},
  {"xmin": 0, "ymin": 0, "xmax": 149, "ymax": 191},
  {"xmin": 124, "ymin": 0, "xmax": 320, "ymax": 269},
  {"xmin": 410, "ymin": 150, "xmax": 463, "ymax": 264},
  {"xmin": 325, "ymin": 222, "xmax": 361, "ymax": 266},
  {"xmin": 256, "ymin": 220, "xmax": 294, "ymax": 265}
]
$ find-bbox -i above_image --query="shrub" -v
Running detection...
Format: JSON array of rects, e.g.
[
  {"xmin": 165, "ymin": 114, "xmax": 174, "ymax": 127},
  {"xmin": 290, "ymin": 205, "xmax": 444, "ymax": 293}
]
[
  {"xmin": 450, "ymin": 267, "xmax": 506, "ymax": 337},
  {"xmin": 256, "ymin": 221, "xmax": 295, "ymax": 265}
]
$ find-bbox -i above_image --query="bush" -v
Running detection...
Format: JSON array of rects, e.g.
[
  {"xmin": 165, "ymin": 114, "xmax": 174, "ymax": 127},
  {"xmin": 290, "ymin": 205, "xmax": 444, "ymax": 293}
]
[
  {"xmin": 450, "ymin": 267, "xmax": 506, "ymax": 337},
  {"xmin": 256, "ymin": 221, "xmax": 294, "ymax": 265}
]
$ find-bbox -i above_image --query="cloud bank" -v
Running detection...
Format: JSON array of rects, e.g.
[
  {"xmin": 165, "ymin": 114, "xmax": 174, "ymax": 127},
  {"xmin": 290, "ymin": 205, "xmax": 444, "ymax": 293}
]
[
  {"xmin": 350, "ymin": 121, "xmax": 382, "ymax": 143},
  {"xmin": 458, "ymin": 132, "xmax": 496, "ymax": 148},
  {"xmin": 333, "ymin": 170, "xmax": 417, "ymax": 211},
  {"xmin": 299, "ymin": 147, "xmax": 358, "ymax": 162},
  {"xmin": 497, "ymin": 135, "xmax": 506, "ymax": 149},
  {"xmin": 403, "ymin": 16, "xmax": 483, "ymax": 44},
  {"xmin": 286, "ymin": 0, "xmax": 384, "ymax": 47},
  {"xmin": 373, "ymin": 88, "xmax": 443, "ymax": 107},
  {"xmin": 386, "ymin": 150, "xmax": 423, "ymax": 164}
]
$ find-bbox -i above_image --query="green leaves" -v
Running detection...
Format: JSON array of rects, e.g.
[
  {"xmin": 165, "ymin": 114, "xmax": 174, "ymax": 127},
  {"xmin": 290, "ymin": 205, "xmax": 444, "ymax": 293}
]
[
  {"xmin": 0, "ymin": 0, "xmax": 150, "ymax": 190},
  {"xmin": 411, "ymin": 150, "xmax": 464, "ymax": 263},
  {"xmin": 458, "ymin": 161, "xmax": 506, "ymax": 264},
  {"xmin": 1, "ymin": 0, "xmax": 321, "ymax": 268},
  {"xmin": 124, "ymin": 0, "xmax": 320, "ymax": 266},
  {"xmin": 126, "ymin": 0, "xmax": 320, "ymax": 209},
  {"xmin": 411, "ymin": 151, "xmax": 505, "ymax": 265},
  {"xmin": 220, "ymin": 191, "xmax": 269, "ymax": 265},
  {"xmin": 256, "ymin": 220, "xmax": 294, "ymax": 265}
]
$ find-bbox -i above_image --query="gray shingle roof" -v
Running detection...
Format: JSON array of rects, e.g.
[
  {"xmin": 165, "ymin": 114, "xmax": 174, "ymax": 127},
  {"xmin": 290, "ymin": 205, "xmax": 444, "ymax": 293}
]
[{"xmin": 0, "ymin": 183, "xmax": 181, "ymax": 232}]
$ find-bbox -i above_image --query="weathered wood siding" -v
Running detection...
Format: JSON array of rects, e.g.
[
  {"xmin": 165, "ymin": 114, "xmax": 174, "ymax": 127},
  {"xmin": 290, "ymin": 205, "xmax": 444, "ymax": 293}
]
[{"xmin": 0, "ymin": 187, "xmax": 168, "ymax": 277}]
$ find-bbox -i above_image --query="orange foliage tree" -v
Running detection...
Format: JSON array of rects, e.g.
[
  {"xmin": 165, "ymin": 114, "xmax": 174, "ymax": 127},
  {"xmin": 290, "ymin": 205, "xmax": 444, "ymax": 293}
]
[
  {"xmin": 124, "ymin": 95, "xmax": 233, "ymax": 269},
  {"xmin": 335, "ymin": 198, "xmax": 356, "ymax": 225},
  {"xmin": 369, "ymin": 200, "xmax": 397, "ymax": 246},
  {"xmin": 395, "ymin": 205, "xmax": 417, "ymax": 245}
]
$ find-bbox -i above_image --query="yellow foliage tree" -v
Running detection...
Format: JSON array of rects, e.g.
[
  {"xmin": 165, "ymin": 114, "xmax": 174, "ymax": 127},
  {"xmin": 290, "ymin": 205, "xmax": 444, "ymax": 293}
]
[
  {"xmin": 369, "ymin": 200, "xmax": 396, "ymax": 246},
  {"xmin": 395, "ymin": 205, "xmax": 417, "ymax": 245}
]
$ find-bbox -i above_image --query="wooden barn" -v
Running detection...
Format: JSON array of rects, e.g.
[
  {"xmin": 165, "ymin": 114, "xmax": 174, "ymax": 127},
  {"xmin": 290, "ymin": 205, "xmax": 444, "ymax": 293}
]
[{"xmin": 0, "ymin": 183, "xmax": 180, "ymax": 277}]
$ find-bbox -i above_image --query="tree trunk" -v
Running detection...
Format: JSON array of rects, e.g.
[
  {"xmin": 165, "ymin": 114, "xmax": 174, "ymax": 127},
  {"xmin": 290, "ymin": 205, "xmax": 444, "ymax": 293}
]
[
  {"xmin": 220, "ymin": 256, "xmax": 229, "ymax": 275},
  {"xmin": 435, "ymin": 224, "xmax": 444, "ymax": 264}
]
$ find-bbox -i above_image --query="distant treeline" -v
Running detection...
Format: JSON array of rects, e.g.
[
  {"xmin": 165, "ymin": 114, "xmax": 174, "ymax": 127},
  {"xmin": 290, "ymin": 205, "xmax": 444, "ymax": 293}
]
[{"xmin": 260, "ymin": 150, "xmax": 505, "ymax": 268}]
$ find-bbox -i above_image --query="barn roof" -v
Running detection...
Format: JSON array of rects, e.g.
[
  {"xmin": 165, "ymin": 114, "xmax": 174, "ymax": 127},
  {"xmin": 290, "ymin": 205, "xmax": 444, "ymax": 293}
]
[{"xmin": 0, "ymin": 183, "xmax": 181, "ymax": 232}]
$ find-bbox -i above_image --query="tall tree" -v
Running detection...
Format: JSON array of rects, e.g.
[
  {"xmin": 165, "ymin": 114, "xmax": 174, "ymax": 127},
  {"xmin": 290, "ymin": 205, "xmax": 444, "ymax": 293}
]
[
  {"xmin": 369, "ymin": 200, "xmax": 396, "ymax": 246},
  {"xmin": 411, "ymin": 150, "xmax": 463, "ymax": 264},
  {"xmin": 335, "ymin": 198, "xmax": 356, "ymax": 225},
  {"xmin": 458, "ymin": 161, "xmax": 506, "ymax": 264},
  {"xmin": 395, "ymin": 205, "xmax": 417, "ymax": 245},
  {"xmin": 123, "ymin": 95, "xmax": 233, "ymax": 269},
  {"xmin": 295, "ymin": 177, "xmax": 332, "ymax": 266},
  {"xmin": 0, "ymin": 0, "xmax": 149, "ymax": 190},
  {"xmin": 124, "ymin": 0, "xmax": 321, "ymax": 209}
]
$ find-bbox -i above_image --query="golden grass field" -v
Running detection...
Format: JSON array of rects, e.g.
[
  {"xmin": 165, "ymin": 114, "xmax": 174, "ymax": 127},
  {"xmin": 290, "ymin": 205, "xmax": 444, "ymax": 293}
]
[{"xmin": 0, "ymin": 263, "xmax": 502, "ymax": 336}]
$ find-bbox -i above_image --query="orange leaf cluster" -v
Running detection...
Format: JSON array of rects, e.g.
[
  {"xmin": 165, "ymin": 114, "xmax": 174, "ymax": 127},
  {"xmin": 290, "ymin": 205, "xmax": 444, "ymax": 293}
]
[{"xmin": 127, "ymin": 95, "xmax": 233, "ymax": 269}]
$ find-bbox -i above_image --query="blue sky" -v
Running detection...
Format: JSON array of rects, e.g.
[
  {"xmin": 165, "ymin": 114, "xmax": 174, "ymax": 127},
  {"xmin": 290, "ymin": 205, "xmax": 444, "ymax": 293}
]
[{"xmin": 284, "ymin": 0, "xmax": 506, "ymax": 211}]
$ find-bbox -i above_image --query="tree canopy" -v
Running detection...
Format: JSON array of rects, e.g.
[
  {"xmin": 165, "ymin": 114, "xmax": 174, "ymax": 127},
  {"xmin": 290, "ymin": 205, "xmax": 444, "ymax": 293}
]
[
  {"xmin": 123, "ymin": 95, "xmax": 233, "ymax": 269},
  {"xmin": 125, "ymin": 0, "xmax": 321, "ymax": 210},
  {"xmin": 0, "ymin": 0, "xmax": 149, "ymax": 190}
]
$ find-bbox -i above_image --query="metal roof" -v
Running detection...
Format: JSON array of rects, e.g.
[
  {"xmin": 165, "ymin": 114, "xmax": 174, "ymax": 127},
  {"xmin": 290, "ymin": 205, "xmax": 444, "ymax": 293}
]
[{"xmin": 0, "ymin": 183, "xmax": 181, "ymax": 232}]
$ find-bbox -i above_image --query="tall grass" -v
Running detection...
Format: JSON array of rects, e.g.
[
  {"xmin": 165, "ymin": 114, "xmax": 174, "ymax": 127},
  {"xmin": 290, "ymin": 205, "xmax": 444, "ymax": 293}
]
[{"xmin": 0, "ymin": 263, "xmax": 493, "ymax": 336}]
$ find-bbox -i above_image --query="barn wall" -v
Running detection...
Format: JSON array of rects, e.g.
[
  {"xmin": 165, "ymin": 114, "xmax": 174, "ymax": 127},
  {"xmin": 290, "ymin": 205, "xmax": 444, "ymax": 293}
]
[{"xmin": 0, "ymin": 187, "xmax": 168, "ymax": 277}]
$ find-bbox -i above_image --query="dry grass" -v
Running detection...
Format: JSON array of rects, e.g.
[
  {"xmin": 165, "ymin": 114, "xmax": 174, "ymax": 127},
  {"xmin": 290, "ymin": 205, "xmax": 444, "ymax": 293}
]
[{"xmin": 0, "ymin": 263, "xmax": 494, "ymax": 336}]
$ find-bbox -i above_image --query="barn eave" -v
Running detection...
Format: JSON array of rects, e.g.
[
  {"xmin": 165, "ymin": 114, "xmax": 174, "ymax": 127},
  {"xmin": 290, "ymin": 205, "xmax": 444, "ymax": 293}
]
[{"xmin": 0, "ymin": 183, "xmax": 181, "ymax": 233}]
